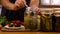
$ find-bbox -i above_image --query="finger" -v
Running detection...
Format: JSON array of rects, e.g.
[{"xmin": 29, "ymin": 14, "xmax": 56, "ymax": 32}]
[
  {"xmin": 18, "ymin": 0, "xmax": 25, "ymax": 7},
  {"xmin": 37, "ymin": 9, "xmax": 41, "ymax": 15},
  {"xmin": 15, "ymin": 0, "xmax": 25, "ymax": 7},
  {"xmin": 35, "ymin": 8, "xmax": 40, "ymax": 14},
  {"xmin": 15, "ymin": 0, "xmax": 22, "ymax": 6},
  {"xmin": 15, "ymin": 1, "xmax": 20, "ymax": 6},
  {"xmin": 16, "ymin": 0, "xmax": 24, "ymax": 5},
  {"xmin": 22, "ymin": 0, "xmax": 26, "ymax": 5},
  {"xmin": 16, "ymin": 0, "xmax": 21, "ymax": 1},
  {"xmin": 16, "ymin": 0, "xmax": 21, "ymax": 4}
]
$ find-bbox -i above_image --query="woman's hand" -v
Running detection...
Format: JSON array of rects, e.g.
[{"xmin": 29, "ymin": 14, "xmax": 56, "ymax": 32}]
[
  {"xmin": 32, "ymin": 7, "xmax": 41, "ymax": 15},
  {"xmin": 30, "ymin": 0, "xmax": 41, "ymax": 15},
  {"xmin": 35, "ymin": 7, "xmax": 41, "ymax": 15},
  {"xmin": 15, "ymin": 0, "xmax": 26, "ymax": 8}
]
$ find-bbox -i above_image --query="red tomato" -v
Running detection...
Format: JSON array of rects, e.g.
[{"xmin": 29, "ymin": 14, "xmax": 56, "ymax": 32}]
[
  {"xmin": 11, "ymin": 20, "xmax": 24, "ymax": 25},
  {"xmin": 11, "ymin": 20, "xmax": 16, "ymax": 24},
  {"xmin": 15, "ymin": 20, "xmax": 21, "ymax": 24}
]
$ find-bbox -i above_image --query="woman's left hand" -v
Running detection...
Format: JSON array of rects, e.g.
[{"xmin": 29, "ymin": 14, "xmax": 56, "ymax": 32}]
[{"xmin": 34, "ymin": 7, "xmax": 41, "ymax": 15}]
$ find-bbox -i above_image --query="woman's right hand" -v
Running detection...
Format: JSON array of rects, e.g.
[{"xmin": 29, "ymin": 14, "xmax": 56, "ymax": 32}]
[{"xmin": 15, "ymin": 0, "xmax": 26, "ymax": 8}]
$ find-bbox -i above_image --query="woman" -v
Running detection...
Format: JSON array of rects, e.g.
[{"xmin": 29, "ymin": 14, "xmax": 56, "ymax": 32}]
[{"xmin": 1, "ymin": 0, "xmax": 40, "ymax": 27}]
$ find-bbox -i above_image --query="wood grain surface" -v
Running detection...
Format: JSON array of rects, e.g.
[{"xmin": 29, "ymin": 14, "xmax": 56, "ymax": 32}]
[{"xmin": 0, "ymin": 30, "xmax": 60, "ymax": 34}]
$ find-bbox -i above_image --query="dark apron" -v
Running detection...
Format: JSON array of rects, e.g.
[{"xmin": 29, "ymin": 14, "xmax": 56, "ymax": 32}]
[{"xmin": 1, "ymin": 0, "xmax": 30, "ymax": 22}]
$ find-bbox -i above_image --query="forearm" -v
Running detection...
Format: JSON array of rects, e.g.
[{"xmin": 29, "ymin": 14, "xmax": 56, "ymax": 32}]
[
  {"xmin": 1, "ymin": 0, "xmax": 19, "ymax": 10},
  {"xmin": 30, "ymin": 0, "xmax": 39, "ymax": 8}
]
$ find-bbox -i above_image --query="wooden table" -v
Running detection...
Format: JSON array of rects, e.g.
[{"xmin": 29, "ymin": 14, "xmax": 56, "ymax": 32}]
[{"xmin": 0, "ymin": 31, "xmax": 60, "ymax": 34}]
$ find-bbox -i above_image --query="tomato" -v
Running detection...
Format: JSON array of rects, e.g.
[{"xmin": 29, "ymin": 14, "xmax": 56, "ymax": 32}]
[
  {"xmin": 11, "ymin": 20, "xmax": 24, "ymax": 25},
  {"xmin": 15, "ymin": 20, "xmax": 21, "ymax": 24},
  {"xmin": 11, "ymin": 20, "xmax": 16, "ymax": 24}
]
